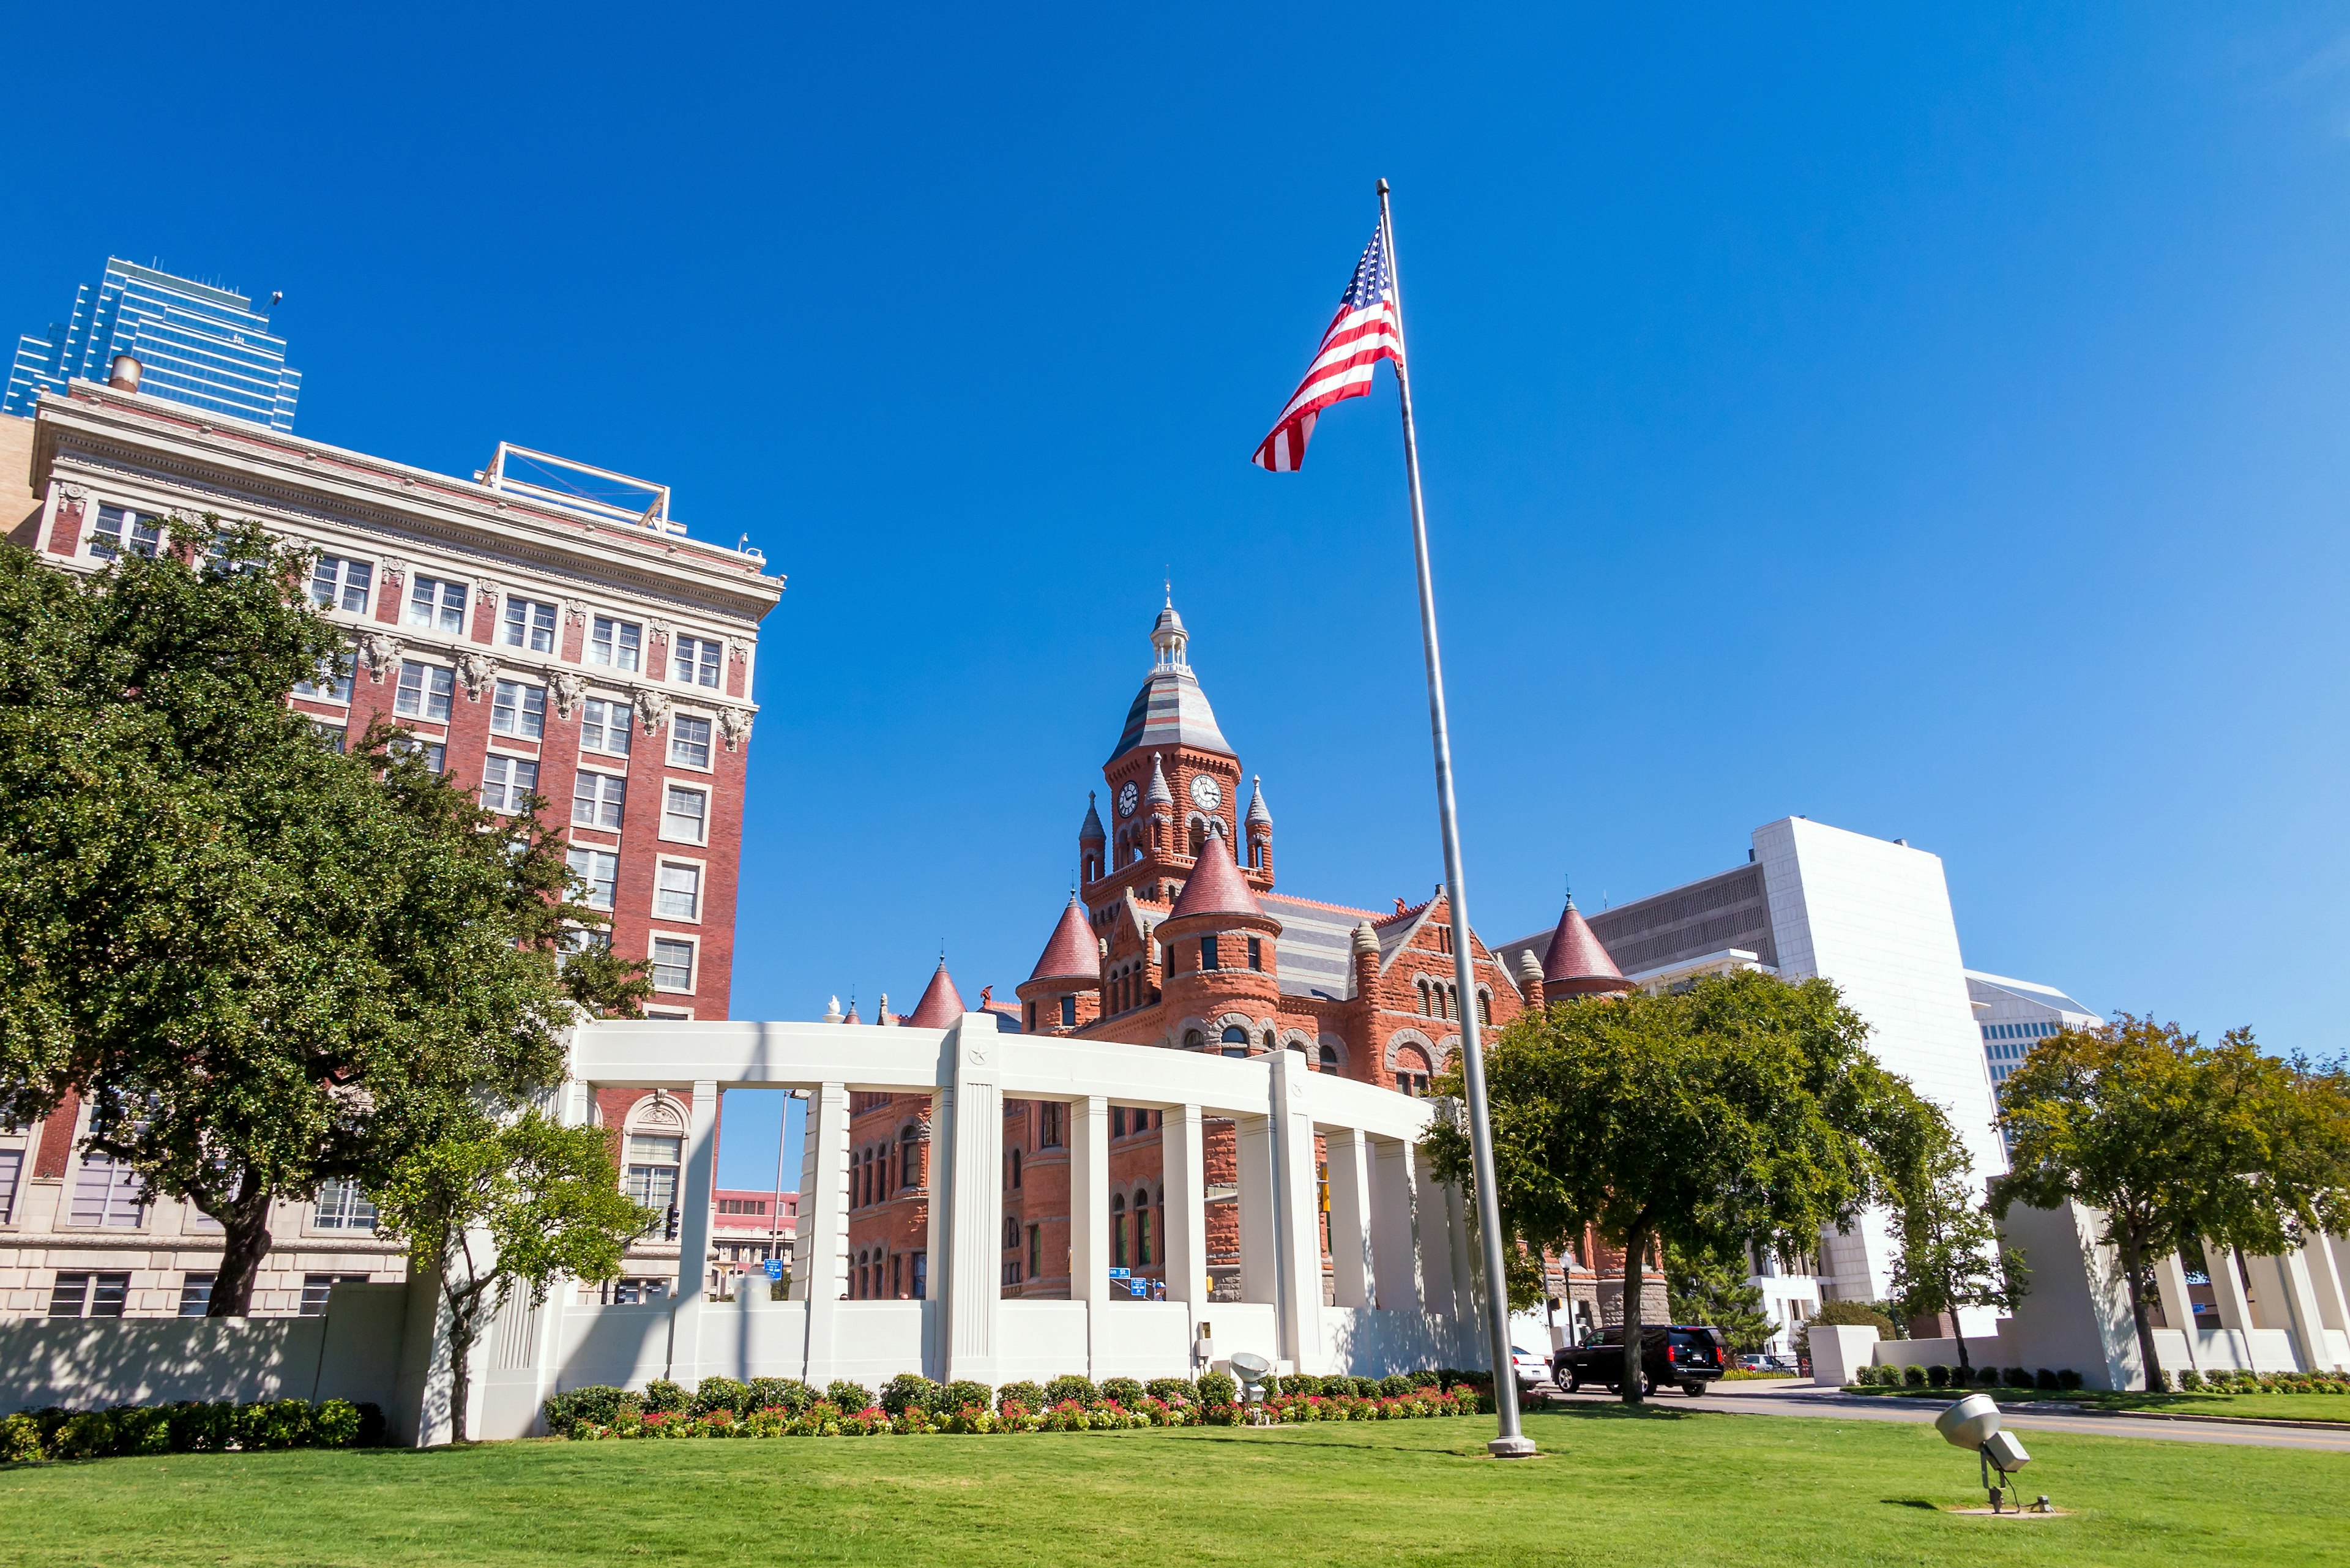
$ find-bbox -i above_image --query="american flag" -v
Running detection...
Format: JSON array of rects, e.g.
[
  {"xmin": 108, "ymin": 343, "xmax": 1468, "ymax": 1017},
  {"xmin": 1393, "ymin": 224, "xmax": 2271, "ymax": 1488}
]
[{"xmin": 1251, "ymin": 221, "xmax": 1404, "ymax": 472}]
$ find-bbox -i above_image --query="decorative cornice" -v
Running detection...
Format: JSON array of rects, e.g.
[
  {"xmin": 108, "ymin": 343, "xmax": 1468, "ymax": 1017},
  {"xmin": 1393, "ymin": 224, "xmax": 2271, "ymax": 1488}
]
[
  {"xmin": 358, "ymin": 632, "xmax": 403, "ymax": 682},
  {"xmin": 635, "ymin": 689, "xmax": 672, "ymax": 734},
  {"xmin": 549, "ymin": 670, "xmax": 586, "ymax": 719},
  {"xmin": 717, "ymin": 706, "xmax": 753, "ymax": 750},
  {"xmin": 455, "ymin": 651, "xmax": 498, "ymax": 699}
]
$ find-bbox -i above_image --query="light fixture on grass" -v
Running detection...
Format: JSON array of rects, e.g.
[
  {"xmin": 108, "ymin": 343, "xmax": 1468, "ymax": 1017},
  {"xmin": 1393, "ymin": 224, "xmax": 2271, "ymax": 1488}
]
[{"xmin": 1936, "ymin": 1392, "xmax": 2042, "ymax": 1513}]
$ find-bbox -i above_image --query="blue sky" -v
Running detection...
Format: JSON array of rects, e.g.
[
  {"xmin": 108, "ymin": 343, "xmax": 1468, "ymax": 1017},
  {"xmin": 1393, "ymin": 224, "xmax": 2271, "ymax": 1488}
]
[{"xmin": 9, "ymin": 6, "xmax": 2349, "ymax": 1181}]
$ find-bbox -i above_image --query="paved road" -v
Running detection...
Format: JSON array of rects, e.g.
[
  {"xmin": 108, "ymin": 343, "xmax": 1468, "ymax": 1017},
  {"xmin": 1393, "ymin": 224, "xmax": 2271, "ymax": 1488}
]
[{"xmin": 1521, "ymin": 1379, "xmax": 2350, "ymax": 1452}]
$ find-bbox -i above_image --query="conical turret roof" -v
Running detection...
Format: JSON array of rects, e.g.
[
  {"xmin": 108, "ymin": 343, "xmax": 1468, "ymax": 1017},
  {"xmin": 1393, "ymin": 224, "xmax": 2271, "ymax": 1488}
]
[
  {"xmin": 905, "ymin": 959, "xmax": 967, "ymax": 1028},
  {"xmin": 1079, "ymin": 791, "xmax": 1105, "ymax": 845},
  {"xmin": 1109, "ymin": 596, "xmax": 1232, "ymax": 762},
  {"xmin": 1167, "ymin": 821, "xmax": 1263, "ymax": 921},
  {"xmin": 1245, "ymin": 775, "xmax": 1272, "ymax": 827},
  {"xmin": 1542, "ymin": 897, "xmax": 1630, "ymax": 996},
  {"xmin": 1144, "ymin": 753, "xmax": 1174, "ymax": 808},
  {"xmin": 1028, "ymin": 894, "xmax": 1100, "ymax": 984}
]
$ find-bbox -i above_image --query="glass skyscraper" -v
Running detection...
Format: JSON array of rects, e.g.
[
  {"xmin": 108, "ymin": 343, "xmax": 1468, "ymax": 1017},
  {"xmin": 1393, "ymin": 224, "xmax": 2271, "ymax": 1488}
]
[{"xmin": 4, "ymin": 258, "xmax": 300, "ymax": 431}]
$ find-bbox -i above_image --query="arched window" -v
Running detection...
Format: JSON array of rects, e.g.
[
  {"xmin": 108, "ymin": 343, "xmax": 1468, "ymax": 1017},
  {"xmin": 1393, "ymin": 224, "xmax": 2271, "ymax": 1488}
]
[
  {"xmin": 1319, "ymin": 1042, "xmax": 1340, "ymax": 1073},
  {"xmin": 1136, "ymin": 1200, "xmax": 1153, "ymax": 1266},
  {"xmin": 1395, "ymin": 1045, "xmax": 1433, "ymax": 1097},
  {"xmin": 1184, "ymin": 1029, "xmax": 1205, "ymax": 1050},
  {"xmin": 1477, "ymin": 989, "xmax": 1492, "ymax": 1025},
  {"xmin": 1220, "ymin": 1025, "xmax": 1249, "ymax": 1058},
  {"xmin": 621, "ymin": 1097, "xmax": 685, "ymax": 1239},
  {"xmin": 1113, "ymin": 1193, "xmax": 1128, "ymax": 1268},
  {"xmin": 1188, "ymin": 823, "xmax": 1206, "ymax": 858},
  {"xmin": 1414, "ymin": 979, "xmax": 1428, "ymax": 1015}
]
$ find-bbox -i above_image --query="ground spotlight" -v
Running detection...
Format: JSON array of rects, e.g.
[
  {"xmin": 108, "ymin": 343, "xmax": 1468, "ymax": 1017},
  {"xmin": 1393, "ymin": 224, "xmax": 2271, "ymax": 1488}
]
[{"xmin": 1935, "ymin": 1392, "xmax": 2042, "ymax": 1513}]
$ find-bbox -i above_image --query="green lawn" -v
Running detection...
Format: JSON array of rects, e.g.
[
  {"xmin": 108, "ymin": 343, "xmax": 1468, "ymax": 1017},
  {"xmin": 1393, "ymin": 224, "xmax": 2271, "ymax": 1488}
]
[
  {"xmin": 1842, "ymin": 1385, "xmax": 2350, "ymax": 1424},
  {"xmin": 4, "ymin": 1407, "xmax": 2342, "ymax": 1567}
]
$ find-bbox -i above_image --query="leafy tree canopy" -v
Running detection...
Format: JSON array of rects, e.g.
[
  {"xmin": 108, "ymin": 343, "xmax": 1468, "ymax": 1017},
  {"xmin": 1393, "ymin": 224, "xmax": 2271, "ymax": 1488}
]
[
  {"xmin": 1994, "ymin": 1015, "xmax": 2350, "ymax": 1390},
  {"xmin": 1424, "ymin": 968, "xmax": 1920, "ymax": 1403},
  {"xmin": 0, "ymin": 522, "xmax": 646, "ymax": 1313},
  {"xmin": 1882, "ymin": 1098, "xmax": 2026, "ymax": 1368},
  {"xmin": 1663, "ymin": 1241, "xmax": 1775, "ymax": 1355}
]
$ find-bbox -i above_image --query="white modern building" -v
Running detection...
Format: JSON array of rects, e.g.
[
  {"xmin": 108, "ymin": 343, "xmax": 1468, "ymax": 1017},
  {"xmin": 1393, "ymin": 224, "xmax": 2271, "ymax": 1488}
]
[{"xmin": 1503, "ymin": 816, "xmax": 2009, "ymax": 1352}]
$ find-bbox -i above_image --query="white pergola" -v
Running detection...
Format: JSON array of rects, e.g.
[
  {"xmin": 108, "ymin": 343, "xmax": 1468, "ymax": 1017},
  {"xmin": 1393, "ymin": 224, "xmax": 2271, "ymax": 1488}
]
[{"xmin": 459, "ymin": 1012, "xmax": 1486, "ymax": 1438}]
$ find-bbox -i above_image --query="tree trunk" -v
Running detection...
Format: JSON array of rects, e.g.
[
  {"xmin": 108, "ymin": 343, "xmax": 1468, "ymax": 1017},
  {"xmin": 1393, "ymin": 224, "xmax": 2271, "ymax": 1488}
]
[
  {"xmin": 1620, "ymin": 1219, "xmax": 1652, "ymax": 1405},
  {"xmin": 2117, "ymin": 1226, "xmax": 2163, "ymax": 1394},
  {"xmin": 442, "ymin": 1284, "xmax": 487, "ymax": 1446},
  {"xmin": 204, "ymin": 1168, "xmax": 277, "ymax": 1316}
]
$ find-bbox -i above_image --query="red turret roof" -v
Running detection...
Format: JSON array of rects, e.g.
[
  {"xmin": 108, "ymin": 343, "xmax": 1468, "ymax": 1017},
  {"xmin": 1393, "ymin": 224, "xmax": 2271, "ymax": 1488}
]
[
  {"xmin": 1167, "ymin": 824, "xmax": 1263, "ymax": 921},
  {"xmin": 1028, "ymin": 894, "xmax": 1100, "ymax": 984},
  {"xmin": 904, "ymin": 960, "xmax": 966, "ymax": 1028},
  {"xmin": 1542, "ymin": 898, "xmax": 1630, "ymax": 996}
]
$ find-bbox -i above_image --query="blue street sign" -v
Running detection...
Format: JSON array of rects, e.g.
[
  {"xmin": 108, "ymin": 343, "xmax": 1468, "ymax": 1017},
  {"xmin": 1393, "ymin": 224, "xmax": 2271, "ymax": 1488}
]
[
  {"xmin": 764, "ymin": 1259, "xmax": 783, "ymax": 1281},
  {"xmin": 1108, "ymin": 1268, "xmax": 1131, "ymax": 1279}
]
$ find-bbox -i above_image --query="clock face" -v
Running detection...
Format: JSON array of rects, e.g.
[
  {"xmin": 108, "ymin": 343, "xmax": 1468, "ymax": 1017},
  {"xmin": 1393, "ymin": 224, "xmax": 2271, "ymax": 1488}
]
[
  {"xmin": 1190, "ymin": 774, "xmax": 1222, "ymax": 811},
  {"xmin": 1117, "ymin": 781, "xmax": 1138, "ymax": 818}
]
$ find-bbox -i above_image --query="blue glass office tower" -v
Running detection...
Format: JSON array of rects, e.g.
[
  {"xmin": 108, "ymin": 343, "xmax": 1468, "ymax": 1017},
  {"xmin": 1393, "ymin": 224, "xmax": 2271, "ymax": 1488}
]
[{"xmin": 4, "ymin": 258, "xmax": 300, "ymax": 431}]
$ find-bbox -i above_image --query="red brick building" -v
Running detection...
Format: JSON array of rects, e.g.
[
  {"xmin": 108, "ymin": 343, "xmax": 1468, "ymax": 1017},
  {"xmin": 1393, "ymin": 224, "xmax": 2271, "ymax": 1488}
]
[
  {"xmin": 838, "ymin": 599, "xmax": 1656, "ymax": 1324},
  {"xmin": 0, "ymin": 377, "xmax": 780, "ymax": 1318}
]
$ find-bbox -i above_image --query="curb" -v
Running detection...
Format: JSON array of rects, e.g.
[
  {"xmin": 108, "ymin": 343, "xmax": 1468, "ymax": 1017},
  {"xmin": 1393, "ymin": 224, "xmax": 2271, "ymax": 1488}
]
[{"xmin": 1801, "ymin": 1390, "xmax": 2350, "ymax": 1434}]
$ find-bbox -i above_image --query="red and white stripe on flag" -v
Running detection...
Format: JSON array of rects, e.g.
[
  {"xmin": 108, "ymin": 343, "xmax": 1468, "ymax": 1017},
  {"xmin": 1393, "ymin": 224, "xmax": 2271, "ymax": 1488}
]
[{"xmin": 1251, "ymin": 223, "xmax": 1404, "ymax": 472}]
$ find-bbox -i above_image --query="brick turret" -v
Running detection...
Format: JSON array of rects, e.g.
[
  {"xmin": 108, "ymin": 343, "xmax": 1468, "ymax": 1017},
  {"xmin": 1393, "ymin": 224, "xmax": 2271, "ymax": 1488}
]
[{"xmin": 1017, "ymin": 894, "xmax": 1103, "ymax": 1035}]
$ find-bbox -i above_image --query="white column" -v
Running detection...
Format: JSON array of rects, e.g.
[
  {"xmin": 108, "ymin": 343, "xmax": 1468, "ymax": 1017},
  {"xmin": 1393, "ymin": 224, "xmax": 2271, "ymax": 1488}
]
[
  {"xmin": 2277, "ymin": 1249, "xmax": 2335, "ymax": 1373},
  {"xmin": 1069, "ymin": 1095, "xmax": 1110, "ymax": 1375},
  {"xmin": 531, "ymin": 1072, "xmax": 592, "ymax": 1428},
  {"xmin": 2203, "ymin": 1238, "xmax": 2257, "ymax": 1369},
  {"xmin": 1236, "ymin": 1113, "xmax": 1277, "ymax": 1307},
  {"xmin": 1369, "ymin": 1139, "xmax": 1425, "ymax": 1314},
  {"xmin": 2304, "ymin": 1233, "xmax": 2350, "ymax": 1338},
  {"xmin": 1411, "ymin": 1148, "xmax": 1458, "ymax": 1318},
  {"xmin": 2154, "ymin": 1252, "xmax": 2200, "ymax": 1371},
  {"xmin": 1163, "ymin": 1105, "xmax": 1208, "ymax": 1309},
  {"xmin": 937, "ymin": 1014, "xmax": 1004, "ymax": 1386},
  {"xmin": 667, "ymin": 1078, "xmax": 719, "ymax": 1382},
  {"xmin": 1267, "ymin": 1048, "xmax": 1324, "ymax": 1371},
  {"xmin": 794, "ymin": 1083, "xmax": 850, "ymax": 1384},
  {"xmin": 1324, "ymin": 1126, "xmax": 1376, "ymax": 1310}
]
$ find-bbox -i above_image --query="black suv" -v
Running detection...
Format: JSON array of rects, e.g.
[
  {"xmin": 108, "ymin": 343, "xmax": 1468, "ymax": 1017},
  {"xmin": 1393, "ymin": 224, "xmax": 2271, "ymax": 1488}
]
[{"xmin": 1552, "ymin": 1324, "xmax": 1727, "ymax": 1397}]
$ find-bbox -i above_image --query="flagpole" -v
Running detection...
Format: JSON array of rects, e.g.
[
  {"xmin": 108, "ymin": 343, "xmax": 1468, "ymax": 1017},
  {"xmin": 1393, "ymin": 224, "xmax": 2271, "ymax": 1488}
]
[{"xmin": 1377, "ymin": 177, "xmax": 1534, "ymax": 1460}]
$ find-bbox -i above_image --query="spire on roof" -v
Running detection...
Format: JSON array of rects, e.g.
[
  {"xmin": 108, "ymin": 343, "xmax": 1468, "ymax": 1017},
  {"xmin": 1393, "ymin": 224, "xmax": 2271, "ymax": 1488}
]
[
  {"xmin": 904, "ymin": 958, "xmax": 967, "ymax": 1028},
  {"xmin": 1028, "ymin": 892, "xmax": 1101, "ymax": 984},
  {"xmin": 1245, "ymin": 775, "xmax": 1272, "ymax": 827},
  {"xmin": 1352, "ymin": 920, "xmax": 1379, "ymax": 957},
  {"xmin": 1080, "ymin": 791, "xmax": 1105, "ymax": 844},
  {"xmin": 822, "ymin": 995, "xmax": 843, "ymax": 1024},
  {"xmin": 843, "ymin": 1000, "xmax": 864, "ymax": 1025},
  {"xmin": 1542, "ymin": 892, "xmax": 1630, "ymax": 996},
  {"xmin": 1151, "ymin": 595, "xmax": 1188, "ymax": 668},
  {"xmin": 1167, "ymin": 819, "xmax": 1264, "ymax": 922},
  {"xmin": 1109, "ymin": 595, "xmax": 1231, "ymax": 761},
  {"xmin": 1146, "ymin": 753, "xmax": 1173, "ymax": 808}
]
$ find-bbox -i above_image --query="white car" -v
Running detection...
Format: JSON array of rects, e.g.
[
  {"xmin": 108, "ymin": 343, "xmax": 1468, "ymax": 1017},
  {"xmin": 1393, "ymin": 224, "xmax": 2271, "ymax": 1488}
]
[{"xmin": 1510, "ymin": 1345, "xmax": 1552, "ymax": 1386}]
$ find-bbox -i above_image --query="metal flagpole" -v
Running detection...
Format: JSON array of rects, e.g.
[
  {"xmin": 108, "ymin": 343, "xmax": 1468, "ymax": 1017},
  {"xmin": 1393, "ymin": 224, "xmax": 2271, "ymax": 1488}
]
[{"xmin": 1376, "ymin": 177, "xmax": 1535, "ymax": 1459}]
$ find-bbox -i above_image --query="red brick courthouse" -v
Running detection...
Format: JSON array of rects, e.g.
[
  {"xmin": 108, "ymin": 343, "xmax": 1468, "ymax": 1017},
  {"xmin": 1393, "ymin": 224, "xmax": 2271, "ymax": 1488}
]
[{"xmin": 839, "ymin": 600, "xmax": 1653, "ymax": 1326}]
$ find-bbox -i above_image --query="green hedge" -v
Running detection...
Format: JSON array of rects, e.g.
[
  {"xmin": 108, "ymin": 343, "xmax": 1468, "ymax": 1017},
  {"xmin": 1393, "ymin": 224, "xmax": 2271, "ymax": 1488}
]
[{"xmin": 2, "ymin": 1399, "xmax": 379, "ymax": 1462}]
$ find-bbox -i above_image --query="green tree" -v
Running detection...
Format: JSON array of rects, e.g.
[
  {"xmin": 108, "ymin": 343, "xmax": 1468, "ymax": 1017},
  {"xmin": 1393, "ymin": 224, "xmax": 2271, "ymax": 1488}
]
[
  {"xmin": 0, "ymin": 523, "xmax": 646, "ymax": 1314},
  {"xmin": 1663, "ymin": 1241, "xmax": 1775, "ymax": 1355},
  {"xmin": 1994, "ymin": 1016, "xmax": 2350, "ymax": 1392},
  {"xmin": 374, "ymin": 1113, "xmax": 647, "ymax": 1443},
  {"xmin": 1882, "ymin": 1102, "xmax": 2026, "ymax": 1369},
  {"xmin": 1423, "ymin": 969, "xmax": 1908, "ymax": 1404}
]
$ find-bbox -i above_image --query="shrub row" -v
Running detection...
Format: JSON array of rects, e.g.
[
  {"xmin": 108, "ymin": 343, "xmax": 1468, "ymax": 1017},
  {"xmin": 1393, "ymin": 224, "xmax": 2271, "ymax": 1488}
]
[
  {"xmin": 2177, "ymin": 1368, "xmax": 2350, "ymax": 1395},
  {"xmin": 2, "ymin": 1399, "xmax": 384, "ymax": 1463},
  {"xmin": 546, "ymin": 1372, "xmax": 1485, "ymax": 1441},
  {"xmin": 1851, "ymin": 1364, "xmax": 2083, "ymax": 1391}
]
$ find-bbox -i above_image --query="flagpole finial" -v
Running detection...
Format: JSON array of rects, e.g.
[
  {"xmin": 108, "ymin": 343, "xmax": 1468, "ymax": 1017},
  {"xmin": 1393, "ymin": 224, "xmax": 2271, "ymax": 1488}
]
[{"xmin": 1377, "ymin": 177, "xmax": 1390, "ymax": 195}]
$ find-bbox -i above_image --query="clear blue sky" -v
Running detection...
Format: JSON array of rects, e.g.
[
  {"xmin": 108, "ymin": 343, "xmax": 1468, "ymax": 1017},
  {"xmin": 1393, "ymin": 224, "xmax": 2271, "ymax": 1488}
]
[{"xmin": 9, "ymin": 7, "xmax": 2348, "ymax": 1178}]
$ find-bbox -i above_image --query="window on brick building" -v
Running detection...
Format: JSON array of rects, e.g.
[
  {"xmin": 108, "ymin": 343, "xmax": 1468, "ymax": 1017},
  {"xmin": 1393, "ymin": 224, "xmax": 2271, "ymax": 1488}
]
[
  {"xmin": 913, "ymin": 1252, "xmax": 926, "ymax": 1301},
  {"xmin": 1137, "ymin": 1201, "xmax": 1152, "ymax": 1266},
  {"xmin": 480, "ymin": 755, "xmax": 540, "ymax": 815},
  {"xmin": 1111, "ymin": 1105, "xmax": 1125, "ymax": 1138},
  {"xmin": 406, "ymin": 576, "xmax": 467, "ymax": 633},
  {"xmin": 394, "ymin": 661, "xmax": 455, "ymax": 722},
  {"xmin": 655, "ymin": 861, "xmax": 701, "ymax": 920},
  {"xmin": 899, "ymin": 1126, "xmax": 920, "ymax": 1191},
  {"xmin": 625, "ymin": 1134, "xmax": 682, "ymax": 1236},
  {"xmin": 89, "ymin": 504, "xmax": 161, "ymax": 560},
  {"xmin": 1247, "ymin": 937, "xmax": 1263, "ymax": 972},
  {"xmin": 313, "ymin": 1179, "xmax": 378, "ymax": 1231},
  {"xmin": 573, "ymin": 772, "xmax": 626, "ymax": 831},
  {"xmin": 668, "ymin": 714, "xmax": 712, "ymax": 769},
  {"xmin": 1028, "ymin": 1225, "xmax": 1041, "ymax": 1280},
  {"xmin": 1319, "ymin": 1043, "xmax": 1339, "ymax": 1073},
  {"xmin": 491, "ymin": 680, "xmax": 546, "ymax": 740},
  {"xmin": 662, "ymin": 785, "xmax": 708, "ymax": 843},
  {"xmin": 1040, "ymin": 1103, "xmax": 1064, "ymax": 1148},
  {"xmin": 1394, "ymin": 1047, "xmax": 1433, "ymax": 1097},
  {"xmin": 672, "ymin": 635, "xmax": 723, "ymax": 688},
  {"xmin": 651, "ymin": 938, "xmax": 694, "ymax": 991},
  {"xmin": 1477, "ymin": 989, "xmax": 1493, "ymax": 1025},
  {"xmin": 1010, "ymin": 1148, "xmax": 1021, "ymax": 1188},
  {"xmin": 502, "ymin": 597, "xmax": 558, "ymax": 652},
  {"xmin": 294, "ymin": 655, "xmax": 352, "ymax": 704},
  {"xmin": 69, "ymin": 1154, "xmax": 145, "ymax": 1228},
  {"xmin": 308, "ymin": 555, "xmax": 374, "ymax": 613},
  {"xmin": 177, "ymin": 1272, "xmax": 215, "ymax": 1316},
  {"xmin": 581, "ymin": 698, "xmax": 634, "ymax": 756},
  {"xmin": 1061, "ymin": 995, "xmax": 1076, "ymax": 1028},
  {"xmin": 1112, "ymin": 1193, "xmax": 1127, "ymax": 1268},
  {"xmin": 590, "ymin": 616, "xmax": 642, "ymax": 671},
  {"xmin": 50, "ymin": 1272, "xmax": 130, "ymax": 1318},
  {"xmin": 1220, "ymin": 1025, "xmax": 1249, "ymax": 1059},
  {"xmin": 567, "ymin": 848, "xmax": 619, "ymax": 911},
  {"xmin": 1201, "ymin": 936, "xmax": 1220, "ymax": 972},
  {"xmin": 390, "ymin": 736, "xmax": 447, "ymax": 775}
]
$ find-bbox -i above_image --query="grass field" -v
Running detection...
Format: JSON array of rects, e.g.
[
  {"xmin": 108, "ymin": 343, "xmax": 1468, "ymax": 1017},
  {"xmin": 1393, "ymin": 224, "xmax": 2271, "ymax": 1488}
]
[
  {"xmin": 1841, "ymin": 1385, "xmax": 2350, "ymax": 1423},
  {"xmin": 4, "ymin": 1406, "xmax": 2344, "ymax": 1567}
]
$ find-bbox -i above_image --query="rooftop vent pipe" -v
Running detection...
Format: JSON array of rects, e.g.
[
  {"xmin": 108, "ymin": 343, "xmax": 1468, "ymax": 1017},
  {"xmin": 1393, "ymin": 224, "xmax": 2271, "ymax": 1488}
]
[{"xmin": 108, "ymin": 354, "xmax": 142, "ymax": 392}]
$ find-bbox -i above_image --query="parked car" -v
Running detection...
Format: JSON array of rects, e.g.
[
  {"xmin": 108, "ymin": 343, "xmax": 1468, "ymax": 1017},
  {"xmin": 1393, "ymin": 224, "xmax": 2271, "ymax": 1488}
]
[
  {"xmin": 1509, "ymin": 1345, "xmax": 1552, "ymax": 1387},
  {"xmin": 1553, "ymin": 1325, "xmax": 1727, "ymax": 1397}
]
